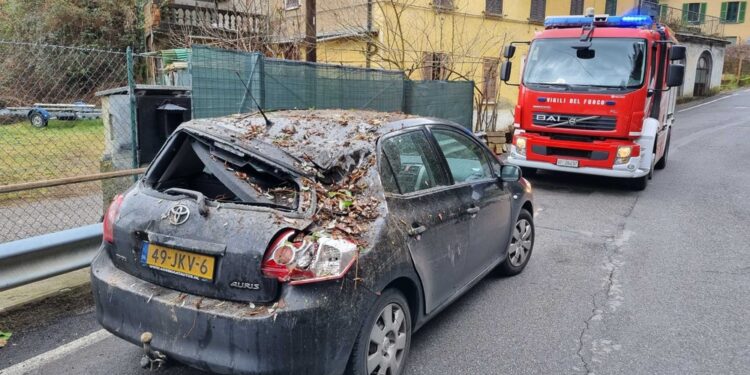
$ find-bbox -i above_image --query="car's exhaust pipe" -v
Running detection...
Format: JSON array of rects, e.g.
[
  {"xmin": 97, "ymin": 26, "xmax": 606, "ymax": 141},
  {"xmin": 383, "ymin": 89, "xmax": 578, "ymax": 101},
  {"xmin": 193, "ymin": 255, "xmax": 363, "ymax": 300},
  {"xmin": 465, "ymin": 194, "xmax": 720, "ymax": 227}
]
[{"xmin": 139, "ymin": 332, "xmax": 167, "ymax": 371}]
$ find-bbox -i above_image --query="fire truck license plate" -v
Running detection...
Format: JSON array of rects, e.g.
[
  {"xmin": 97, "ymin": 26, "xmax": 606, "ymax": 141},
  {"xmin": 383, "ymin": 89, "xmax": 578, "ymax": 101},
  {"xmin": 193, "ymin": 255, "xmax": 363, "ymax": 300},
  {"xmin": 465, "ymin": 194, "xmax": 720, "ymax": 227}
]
[{"xmin": 556, "ymin": 159, "xmax": 579, "ymax": 168}]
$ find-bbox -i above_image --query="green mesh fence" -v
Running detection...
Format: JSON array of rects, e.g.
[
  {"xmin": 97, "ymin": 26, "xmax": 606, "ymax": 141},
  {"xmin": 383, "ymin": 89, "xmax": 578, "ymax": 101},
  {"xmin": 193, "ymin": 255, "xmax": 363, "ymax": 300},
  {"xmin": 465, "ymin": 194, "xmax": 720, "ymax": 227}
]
[
  {"xmin": 190, "ymin": 45, "xmax": 474, "ymax": 129},
  {"xmin": 191, "ymin": 45, "xmax": 262, "ymax": 119},
  {"xmin": 263, "ymin": 58, "xmax": 404, "ymax": 112},
  {"xmin": 404, "ymin": 80, "xmax": 474, "ymax": 129}
]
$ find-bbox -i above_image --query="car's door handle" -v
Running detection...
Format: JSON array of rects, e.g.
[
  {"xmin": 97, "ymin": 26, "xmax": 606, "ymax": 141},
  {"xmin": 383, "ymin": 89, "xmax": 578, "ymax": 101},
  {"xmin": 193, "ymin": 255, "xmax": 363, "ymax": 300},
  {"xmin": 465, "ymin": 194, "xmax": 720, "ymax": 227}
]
[
  {"xmin": 466, "ymin": 206, "xmax": 480, "ymax": 215},
  {"xmin": 408, "ymin": 224, "xmax": 427, "ymax": 237}
]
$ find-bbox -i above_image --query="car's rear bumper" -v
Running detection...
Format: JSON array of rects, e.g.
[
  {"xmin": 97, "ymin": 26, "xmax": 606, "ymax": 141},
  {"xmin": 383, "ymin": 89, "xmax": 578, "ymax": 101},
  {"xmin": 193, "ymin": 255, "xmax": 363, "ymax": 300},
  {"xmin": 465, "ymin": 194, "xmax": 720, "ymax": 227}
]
[{"xmin": 90, "ymin": 248, "xmax": 371, "ymax": 375}]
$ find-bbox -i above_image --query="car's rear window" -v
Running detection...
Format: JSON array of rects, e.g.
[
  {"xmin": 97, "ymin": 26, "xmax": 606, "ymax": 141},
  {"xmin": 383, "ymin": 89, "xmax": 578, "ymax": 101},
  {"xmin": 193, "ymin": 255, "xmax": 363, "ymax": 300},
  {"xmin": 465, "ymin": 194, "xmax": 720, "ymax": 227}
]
[{"xmin": 145, "ymin": 132, "xmax": 301, "ymax": 211}]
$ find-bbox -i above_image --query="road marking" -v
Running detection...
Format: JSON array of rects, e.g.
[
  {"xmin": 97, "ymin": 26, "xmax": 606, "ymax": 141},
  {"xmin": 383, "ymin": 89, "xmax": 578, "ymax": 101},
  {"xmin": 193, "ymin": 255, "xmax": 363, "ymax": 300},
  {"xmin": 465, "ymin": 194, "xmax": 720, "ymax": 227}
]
[
  {"xmin": 0, "ymin": 329, "xmax": 112, "ymax": 375},
  {"xmin": 677, "ymin": 94, "xmax": 738, "ymax": 113},
  {"xmin": 671, "ymin": 119, "xmax": 750, "ymax": 157}
]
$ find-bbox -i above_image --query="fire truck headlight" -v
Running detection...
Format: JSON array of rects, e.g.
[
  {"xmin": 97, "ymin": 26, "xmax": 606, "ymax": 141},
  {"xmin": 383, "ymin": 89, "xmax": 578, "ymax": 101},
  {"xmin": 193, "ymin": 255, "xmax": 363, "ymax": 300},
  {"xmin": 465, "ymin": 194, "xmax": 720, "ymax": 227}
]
[
  {"xmin": 515, "ymin": 137, "xmax": 527, "ymax": 156},
  {"xmin": 615, "ymin": 146, "xmax": 632, "ymax": 164}
]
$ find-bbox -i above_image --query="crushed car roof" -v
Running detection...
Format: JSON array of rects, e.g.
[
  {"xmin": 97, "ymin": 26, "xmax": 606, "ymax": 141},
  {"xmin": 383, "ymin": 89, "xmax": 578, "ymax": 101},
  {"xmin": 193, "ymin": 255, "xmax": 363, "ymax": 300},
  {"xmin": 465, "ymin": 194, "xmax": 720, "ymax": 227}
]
[
  {"xmin": 173, "ymin": 109, "xmax": 458, "ymax": 244},
  {"xmin": 177, "ymin": 109, "xmax": 432, "ymax": 177}
]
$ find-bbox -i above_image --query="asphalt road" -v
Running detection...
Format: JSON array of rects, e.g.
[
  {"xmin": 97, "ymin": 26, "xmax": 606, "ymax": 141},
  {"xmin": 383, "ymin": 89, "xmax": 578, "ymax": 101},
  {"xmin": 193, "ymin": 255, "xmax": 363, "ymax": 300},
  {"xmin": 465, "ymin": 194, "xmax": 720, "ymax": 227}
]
[{"xmin": 2, "ymin": 90, "xmax": 749, "ymax": 374}]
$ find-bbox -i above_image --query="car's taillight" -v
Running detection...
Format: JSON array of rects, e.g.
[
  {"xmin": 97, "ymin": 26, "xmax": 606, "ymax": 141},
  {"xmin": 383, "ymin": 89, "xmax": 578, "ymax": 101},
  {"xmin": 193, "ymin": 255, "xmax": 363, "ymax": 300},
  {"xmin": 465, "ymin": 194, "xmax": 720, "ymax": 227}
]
[
  {"xmin": 103, "ymin": 194, "xmax": 124, "ymax": 243},
  {"xmin": 261, "ymin": 229, "xmax": 358, "ymax": 285}
]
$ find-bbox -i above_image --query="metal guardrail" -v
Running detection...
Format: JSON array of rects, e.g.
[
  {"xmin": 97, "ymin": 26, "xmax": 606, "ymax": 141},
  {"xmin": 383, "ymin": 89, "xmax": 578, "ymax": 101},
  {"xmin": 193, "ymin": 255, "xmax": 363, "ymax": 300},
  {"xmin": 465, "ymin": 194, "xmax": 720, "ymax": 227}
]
[{"xmin": 0, "ymin": 224, "xmax": 102, "ymax": 292}]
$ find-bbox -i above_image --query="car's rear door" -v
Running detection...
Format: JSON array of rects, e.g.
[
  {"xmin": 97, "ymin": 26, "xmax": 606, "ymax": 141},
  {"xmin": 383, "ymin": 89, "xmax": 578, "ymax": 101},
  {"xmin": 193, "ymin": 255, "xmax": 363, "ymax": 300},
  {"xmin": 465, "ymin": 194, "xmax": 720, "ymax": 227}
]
[
  {"xmin": 379, "ymin": 128, "xmax": 469, "ymax": 314},
  {"xmin": 428, "ymin": 126, "xmax": 512, "ymax": 288}
]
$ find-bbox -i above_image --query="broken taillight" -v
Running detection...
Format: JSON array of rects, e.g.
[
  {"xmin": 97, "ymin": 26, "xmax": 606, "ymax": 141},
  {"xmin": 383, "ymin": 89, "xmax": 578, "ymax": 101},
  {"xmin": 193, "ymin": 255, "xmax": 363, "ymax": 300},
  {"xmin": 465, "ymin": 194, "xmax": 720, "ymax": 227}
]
[
  {"xmin": 261, "ymin": 229, "xmax": 358, "ymax": 285},
  {"xmin": 103, "ymin": 194, "xmax": 124, "ymax": 243}
]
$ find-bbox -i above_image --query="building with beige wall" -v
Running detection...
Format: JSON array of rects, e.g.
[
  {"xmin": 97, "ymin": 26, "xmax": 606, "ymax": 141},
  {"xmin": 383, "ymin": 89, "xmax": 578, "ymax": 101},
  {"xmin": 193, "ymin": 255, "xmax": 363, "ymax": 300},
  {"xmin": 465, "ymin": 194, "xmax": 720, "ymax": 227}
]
[{"xmin": 657, "ymin": 0, "xmax": 748, "ymax": 44}]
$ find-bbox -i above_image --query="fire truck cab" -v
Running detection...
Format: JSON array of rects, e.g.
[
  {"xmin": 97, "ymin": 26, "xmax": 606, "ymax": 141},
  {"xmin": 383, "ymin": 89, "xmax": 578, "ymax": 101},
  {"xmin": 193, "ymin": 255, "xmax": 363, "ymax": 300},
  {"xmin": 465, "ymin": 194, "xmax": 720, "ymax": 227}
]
[{"xmin": 502, "ymin": 12, "xmax": 686, "ymax": 190}]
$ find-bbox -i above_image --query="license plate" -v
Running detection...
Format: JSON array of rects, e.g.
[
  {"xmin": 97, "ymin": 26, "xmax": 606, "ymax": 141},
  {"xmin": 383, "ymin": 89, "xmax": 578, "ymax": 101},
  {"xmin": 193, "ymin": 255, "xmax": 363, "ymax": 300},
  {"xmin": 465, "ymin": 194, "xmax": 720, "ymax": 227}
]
[
  {"xmin": 556, "ymin": 158, "xmax": 579, "ymax": 168},
  {"xmin": 141, "ymin": 243, "xmax": 215, "ymax": 281}
]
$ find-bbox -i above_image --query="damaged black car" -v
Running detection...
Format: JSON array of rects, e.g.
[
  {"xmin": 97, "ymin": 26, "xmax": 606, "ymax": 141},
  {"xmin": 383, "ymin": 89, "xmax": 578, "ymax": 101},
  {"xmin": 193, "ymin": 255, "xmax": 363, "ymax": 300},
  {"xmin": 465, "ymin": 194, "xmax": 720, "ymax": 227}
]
[{"xmin": 91, "ymin": 110, "xmax": 535, "ymax": 375}]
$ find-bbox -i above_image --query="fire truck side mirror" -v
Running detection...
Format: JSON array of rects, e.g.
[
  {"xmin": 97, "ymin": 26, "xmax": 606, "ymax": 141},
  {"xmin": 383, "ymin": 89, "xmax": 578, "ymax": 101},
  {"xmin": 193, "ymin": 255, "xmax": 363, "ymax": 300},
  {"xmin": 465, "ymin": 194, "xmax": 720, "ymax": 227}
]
[
  {"xmin": 503, "ymin": 45, "xmax": 516, "ymax": 59},
  {"xmin": 667, "ymin": 64, "xmax": 685, "ymax": 87},
  {"xmin": 669, "ymin": 45, "xmax": 686, "ymax": 61},
  {"xmin": 500, "ymin": 61, "xmax": 512, "ymax": 82}
]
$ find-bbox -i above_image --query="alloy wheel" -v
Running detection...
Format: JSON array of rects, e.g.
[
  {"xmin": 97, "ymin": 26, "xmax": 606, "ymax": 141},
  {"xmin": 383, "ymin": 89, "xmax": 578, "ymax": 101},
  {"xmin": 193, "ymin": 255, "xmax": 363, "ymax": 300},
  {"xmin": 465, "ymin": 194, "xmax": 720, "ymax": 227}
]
[
  {"xmin": 509, "ymin": 218, "xmax": 533, "ymax": 267},
  {"xmin": 367, "ymin": 303, "xmax": 407, "ymax": 375}
]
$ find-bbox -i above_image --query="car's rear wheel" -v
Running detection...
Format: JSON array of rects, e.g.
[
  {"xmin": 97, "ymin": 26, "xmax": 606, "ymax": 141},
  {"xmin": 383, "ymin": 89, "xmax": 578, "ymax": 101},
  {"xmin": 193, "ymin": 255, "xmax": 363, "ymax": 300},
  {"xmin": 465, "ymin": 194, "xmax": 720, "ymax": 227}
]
[
  {"xmin": 497, "ymin": 209, "xmax": 534, "ymax": 276},
  {"xmin": 347, "ymin": 289, "xmax": 412, "ymax": 375}
]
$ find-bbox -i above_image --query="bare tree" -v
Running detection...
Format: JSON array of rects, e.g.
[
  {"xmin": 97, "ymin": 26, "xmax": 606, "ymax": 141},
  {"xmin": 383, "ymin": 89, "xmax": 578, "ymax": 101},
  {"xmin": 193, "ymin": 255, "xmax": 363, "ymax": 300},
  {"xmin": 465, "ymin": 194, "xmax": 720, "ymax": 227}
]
[
  {"xmin": 329, "ymin": 0, "xmax": 520, "ymax": 131},
  {"xmin": 725, "ymin": 45, "xmax": 750, "ymax": 86}
]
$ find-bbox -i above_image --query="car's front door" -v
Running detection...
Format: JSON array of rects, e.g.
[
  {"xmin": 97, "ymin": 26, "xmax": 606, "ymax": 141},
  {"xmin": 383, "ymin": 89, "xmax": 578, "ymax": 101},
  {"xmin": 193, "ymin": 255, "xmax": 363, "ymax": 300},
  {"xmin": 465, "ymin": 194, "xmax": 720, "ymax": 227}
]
[
  {"xmin": 379, "ymin": 128, "xmax": 470, "ymax": 314},
  {"xmin": 428, "ymin": 127, "xmax": 512, "ymax": 288}
]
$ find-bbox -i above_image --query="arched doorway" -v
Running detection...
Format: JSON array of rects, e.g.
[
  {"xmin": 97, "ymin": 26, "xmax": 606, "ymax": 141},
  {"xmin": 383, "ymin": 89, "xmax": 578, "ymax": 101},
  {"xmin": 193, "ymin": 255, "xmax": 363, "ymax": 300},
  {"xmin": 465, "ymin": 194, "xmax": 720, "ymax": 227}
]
[{"xmin": 694, "ymin": 51, "xmax": 712, "ymax": 96}]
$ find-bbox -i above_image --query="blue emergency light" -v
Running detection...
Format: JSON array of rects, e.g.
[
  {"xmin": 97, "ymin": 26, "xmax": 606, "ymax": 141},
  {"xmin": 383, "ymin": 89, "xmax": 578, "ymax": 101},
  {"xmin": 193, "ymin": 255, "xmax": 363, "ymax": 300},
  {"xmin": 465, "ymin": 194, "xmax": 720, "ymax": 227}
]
[{"xmin": 544, "ymin": 15, "xmax": 653, "ymax": 29}]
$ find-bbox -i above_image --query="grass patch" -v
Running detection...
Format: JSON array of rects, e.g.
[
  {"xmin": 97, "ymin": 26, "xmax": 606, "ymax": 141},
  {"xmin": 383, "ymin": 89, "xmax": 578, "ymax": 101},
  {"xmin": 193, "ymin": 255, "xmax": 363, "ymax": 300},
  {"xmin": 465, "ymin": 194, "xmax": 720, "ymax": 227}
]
[{"xmin": 0, "ymin": 119, "xmax": 104, "ymax": 200}]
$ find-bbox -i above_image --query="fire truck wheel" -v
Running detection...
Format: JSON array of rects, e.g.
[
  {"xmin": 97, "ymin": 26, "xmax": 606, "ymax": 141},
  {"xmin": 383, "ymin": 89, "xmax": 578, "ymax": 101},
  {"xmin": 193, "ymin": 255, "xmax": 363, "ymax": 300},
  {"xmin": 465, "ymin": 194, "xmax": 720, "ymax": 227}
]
[{"xmin": 655, "ymin": 130, "xmax": 670, "ymax": 170}]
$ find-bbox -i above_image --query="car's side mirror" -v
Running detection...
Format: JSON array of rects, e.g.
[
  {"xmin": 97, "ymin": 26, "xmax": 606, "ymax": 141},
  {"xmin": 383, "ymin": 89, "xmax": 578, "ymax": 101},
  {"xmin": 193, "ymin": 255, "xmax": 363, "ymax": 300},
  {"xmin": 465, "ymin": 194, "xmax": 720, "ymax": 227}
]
[
  {"xmin": 500, "ymin": 61, "xmax": 512, "ymax": 82},
  {"xmin": 500, "ymin": 165, "xmax": 521, "ymax": 182},
  {"xmin": 503, "ymin": 45, "xmax": 516, "ymax": 59},
  {"xmin": 669, "ymin": 45, "xmax": 686, "ymax": 61},
  {"xmin": 666, "ymin": 64, "xmax": 685, "ymax": 87}
]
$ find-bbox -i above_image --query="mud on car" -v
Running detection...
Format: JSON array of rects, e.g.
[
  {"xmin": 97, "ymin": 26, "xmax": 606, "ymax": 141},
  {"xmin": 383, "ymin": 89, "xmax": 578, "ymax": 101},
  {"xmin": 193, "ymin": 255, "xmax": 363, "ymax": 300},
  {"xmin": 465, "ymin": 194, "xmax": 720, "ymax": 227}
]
[{"xmin": 92, "ymin": 110, "xmax": 535, "ymax": 375}]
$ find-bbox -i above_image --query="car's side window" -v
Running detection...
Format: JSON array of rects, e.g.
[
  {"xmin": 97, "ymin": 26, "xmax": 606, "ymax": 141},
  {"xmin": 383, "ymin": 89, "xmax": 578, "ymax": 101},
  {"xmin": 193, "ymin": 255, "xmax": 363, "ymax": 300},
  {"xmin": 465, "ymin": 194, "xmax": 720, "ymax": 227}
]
[
  {"xmin": 379, "ymin": 130, "xmax": 449, "ymax": 194},
  {"xmin": 431, "ymin": 129, "xmax": 493, "ymax": 184}
]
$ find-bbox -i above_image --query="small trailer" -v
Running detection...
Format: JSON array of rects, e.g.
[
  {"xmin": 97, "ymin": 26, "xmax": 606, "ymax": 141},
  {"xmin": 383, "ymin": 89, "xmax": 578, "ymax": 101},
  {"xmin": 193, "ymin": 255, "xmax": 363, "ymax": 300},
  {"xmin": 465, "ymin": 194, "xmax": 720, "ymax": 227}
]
[{"xmin": 0, "ymin": 101, "xmax": 102, "ymax": 128}]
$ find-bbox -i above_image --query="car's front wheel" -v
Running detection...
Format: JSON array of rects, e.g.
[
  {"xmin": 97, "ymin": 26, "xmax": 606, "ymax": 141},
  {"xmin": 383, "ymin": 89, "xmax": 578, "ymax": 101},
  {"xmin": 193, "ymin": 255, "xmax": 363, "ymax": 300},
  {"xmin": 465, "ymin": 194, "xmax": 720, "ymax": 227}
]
[
  {"xmin": 347, "ymin": 289, "xmax": 412, "ymax": 375},
  {"xmin": 497, "ymin": 209, "xmax": 534, "ymax": 276}
]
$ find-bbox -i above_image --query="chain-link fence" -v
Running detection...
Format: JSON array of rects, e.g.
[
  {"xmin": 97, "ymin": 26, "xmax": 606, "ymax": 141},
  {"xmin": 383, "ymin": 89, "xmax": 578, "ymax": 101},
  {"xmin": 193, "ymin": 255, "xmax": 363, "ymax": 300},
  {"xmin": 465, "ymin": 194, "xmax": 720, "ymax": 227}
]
[
  {"xmin": 0, "ymin": 41, "xmax": 475, "ymax": 244},
  {"xmin": 0, "ymin": 41, "xmax": 158, "ymax": 243}
]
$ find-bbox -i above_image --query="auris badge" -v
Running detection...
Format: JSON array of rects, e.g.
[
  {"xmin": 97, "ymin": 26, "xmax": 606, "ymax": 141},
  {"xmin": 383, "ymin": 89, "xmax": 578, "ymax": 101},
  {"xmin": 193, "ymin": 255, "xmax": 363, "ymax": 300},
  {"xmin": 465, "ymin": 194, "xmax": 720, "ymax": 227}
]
[{"xmin": 167, "ymin": 204, "xmax": 190, "ymax": 226}]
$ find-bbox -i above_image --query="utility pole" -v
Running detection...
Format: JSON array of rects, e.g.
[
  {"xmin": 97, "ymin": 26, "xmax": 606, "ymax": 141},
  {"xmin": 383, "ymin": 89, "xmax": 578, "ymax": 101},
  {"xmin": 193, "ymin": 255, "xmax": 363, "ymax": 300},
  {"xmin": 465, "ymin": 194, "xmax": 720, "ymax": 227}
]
[{"xmin": 305, "ymin": 0, "xmax": 317, "ymax": 62}]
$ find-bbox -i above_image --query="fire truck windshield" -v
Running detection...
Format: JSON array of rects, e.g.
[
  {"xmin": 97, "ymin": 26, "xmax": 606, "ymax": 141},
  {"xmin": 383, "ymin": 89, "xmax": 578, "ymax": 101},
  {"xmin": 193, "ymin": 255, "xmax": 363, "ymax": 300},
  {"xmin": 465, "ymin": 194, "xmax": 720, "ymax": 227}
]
[{"xmin": 523, "ymin": 38, "xmax": 647, "ymax": 91}]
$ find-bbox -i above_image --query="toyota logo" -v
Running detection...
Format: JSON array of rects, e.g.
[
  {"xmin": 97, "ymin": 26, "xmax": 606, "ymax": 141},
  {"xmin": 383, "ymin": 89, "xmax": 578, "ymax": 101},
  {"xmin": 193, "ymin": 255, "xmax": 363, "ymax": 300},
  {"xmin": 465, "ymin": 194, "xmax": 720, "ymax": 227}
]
[{"xmin": 167, "ymin": 204, "xmax": 190, "ymax": 225}]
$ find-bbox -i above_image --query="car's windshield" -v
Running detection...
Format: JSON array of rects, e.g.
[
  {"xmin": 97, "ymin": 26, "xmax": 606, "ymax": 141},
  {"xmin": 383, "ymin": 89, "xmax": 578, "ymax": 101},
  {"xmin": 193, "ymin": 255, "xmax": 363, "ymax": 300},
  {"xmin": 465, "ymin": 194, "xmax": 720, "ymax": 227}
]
[{"xmin": 523, "ymin": 38, "xmax": 647, "ymax": 90}]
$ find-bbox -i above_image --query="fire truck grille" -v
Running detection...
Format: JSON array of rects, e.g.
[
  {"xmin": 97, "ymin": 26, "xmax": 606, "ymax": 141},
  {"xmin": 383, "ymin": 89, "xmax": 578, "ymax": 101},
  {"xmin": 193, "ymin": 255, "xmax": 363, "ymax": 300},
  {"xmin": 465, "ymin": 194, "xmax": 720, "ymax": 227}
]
[{"xmin": 533, "ymin": 113, "xmax": 617, "ymax": 131}]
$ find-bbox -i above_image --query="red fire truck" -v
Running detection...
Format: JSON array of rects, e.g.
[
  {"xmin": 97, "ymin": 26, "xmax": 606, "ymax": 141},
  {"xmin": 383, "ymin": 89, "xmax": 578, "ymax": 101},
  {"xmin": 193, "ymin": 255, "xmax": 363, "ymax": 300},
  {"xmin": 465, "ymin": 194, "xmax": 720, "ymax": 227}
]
[{"xmin": 501, "ymin": 12, "xmax": 686, "ymax": 190}]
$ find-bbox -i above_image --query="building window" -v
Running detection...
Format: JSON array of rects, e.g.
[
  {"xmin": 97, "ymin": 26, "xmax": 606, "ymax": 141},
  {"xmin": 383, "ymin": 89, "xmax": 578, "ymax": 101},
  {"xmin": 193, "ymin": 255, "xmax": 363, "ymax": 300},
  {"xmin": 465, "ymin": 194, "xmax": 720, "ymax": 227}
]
[
  {"xmin": 570, "ymin": 0, "xmax": 584, "ymax": 15},
  {"xmin": 605, "ymin": 0, "xmax": 617, "ymax": 15},
  {"xmin": 422, "ymin": 52, "xmax": 450, "ymax": 80},
  {"xmin": 433, "ymin": 0, "xmax": 454, "ymax": 9},
  {"xmin": 482, "ymin": 59, "xmax": 499, "ymax": 101},
  {"xmin": 530, "ymin": 0, "xmax": 546, "ymax": 22},
  {"xmin": 682, "ymin": 3, "xmax": 706, "ymax": 24},
  {"xmin": 721, "ymin": 1, "xmax": 746, "ymax": 23},
  {"xmin": 486, "ymin": 0, "xmax": 503, "ymax": 16},
  {"xmin": 284, "ymin": 0, "xmax": 300, "ymax": 10}
]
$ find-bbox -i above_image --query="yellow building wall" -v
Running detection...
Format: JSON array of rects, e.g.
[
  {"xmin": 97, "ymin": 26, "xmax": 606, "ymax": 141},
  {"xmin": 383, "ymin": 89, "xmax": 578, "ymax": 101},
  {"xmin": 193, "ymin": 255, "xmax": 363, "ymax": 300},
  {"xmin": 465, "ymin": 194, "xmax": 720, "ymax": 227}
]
[
  {"xmin": 292, "ymin": 0, "xmax": 728, "ymax": 112},
  {"xmin": 358, "ymin": 0, "xmax": 552, "ymax": 106},
  {"xmin": 657, "ymin": 0, "xmax": 749, "ymax": 43}
]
